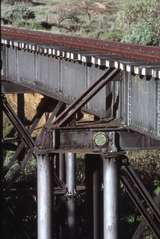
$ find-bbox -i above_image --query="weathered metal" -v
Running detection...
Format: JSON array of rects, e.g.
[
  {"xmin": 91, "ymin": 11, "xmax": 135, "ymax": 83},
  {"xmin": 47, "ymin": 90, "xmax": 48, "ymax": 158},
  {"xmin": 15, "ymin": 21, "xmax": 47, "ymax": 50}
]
[
  {"xmin": 1, "ymin": 29, "xmax": 160, "ymax": 139},
  {"xmin": 43, "ymin": 126, "xmax": 160, "ymax": 153},
  {"xmin": 2, "ymin": 96, "xmax": 34, "ymax": 149},
  {"xmin": 4, "ymin": 100, "xmax": 64, "ymax": 186},
  {"xmin": 65, "ymin": 153, "xmax": 76, "ymax": 239},
  {"xmin": 1, "ymin": 44, "xmax": 114, "ymax": 118},
  {"xmin": 120, "ymin": 72, "xmax": 160, "ymax": 140},
  {"xmin": 53, "ymin": 68, "xmax": 119, "ymax": 127},
  {"xmin": 103, "ymin": 157, "xmax": 118, "ymax": 239},
  {"xmin": 84, "ymin": 154, "xmax": 102, "ymax": 239},
  {"xmin": 59, "ymin": 153, "xmax": 65, "ymax": 182},
  {"xmin": 37, "ymin": 154, "xmax": 52, "ymax": 239},
  {"xmin": 2, "ymin": 27, "xmax": 160, "ymax": 139},
  {"xmin": 85, "ymin": 155, "xmax": 94, "ymax": 238},
  {"xmin": 1, "ymin": 26, "xmax": 160, "ymax": 239},
  {"xmin": 17, "ymin": 93, "xmax": 25, "ymax": 124},
  {"xmin": 132, "ymin": 194, "xmax": 160, "ymax": 239},
  {"xmin": 92, "ymin": 155, "xmax": 101, "ymax": 239},
  {"xmin": 66, "ymin": 152, "xmax": 75, "ymax": 195},
  {"xmin": 1, "ymin": 80, "xmax": 31, "ymax": 93},
  {"xmin": 121, "ymin": 163, "xmax": 160, "ymax": 239},
  {"xmin": 2, "ymin": 26, "xmax": 160, "ymax": 64}
]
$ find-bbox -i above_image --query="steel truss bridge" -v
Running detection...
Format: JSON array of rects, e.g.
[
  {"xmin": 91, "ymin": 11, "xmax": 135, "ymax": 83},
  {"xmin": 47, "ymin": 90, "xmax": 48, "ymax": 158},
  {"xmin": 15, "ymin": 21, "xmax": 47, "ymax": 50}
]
[{"xmin": 1, "ymin": 26, "xmax": 160, "ymax": 239}]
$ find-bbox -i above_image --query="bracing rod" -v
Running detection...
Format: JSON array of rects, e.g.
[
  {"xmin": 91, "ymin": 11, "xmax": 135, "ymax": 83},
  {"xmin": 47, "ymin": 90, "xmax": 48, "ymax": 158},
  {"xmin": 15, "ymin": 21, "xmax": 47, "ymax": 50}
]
[
  {"xmin": 121, "ymin": 165, "xmax": 160, "ymax": 239},
  {"xmin": 53, "ymin": 68, "xmax": 119, "ymax": 127},
  {"xmin": 2, "ymin": 96, "xmax": 34, "ymax": 149}
]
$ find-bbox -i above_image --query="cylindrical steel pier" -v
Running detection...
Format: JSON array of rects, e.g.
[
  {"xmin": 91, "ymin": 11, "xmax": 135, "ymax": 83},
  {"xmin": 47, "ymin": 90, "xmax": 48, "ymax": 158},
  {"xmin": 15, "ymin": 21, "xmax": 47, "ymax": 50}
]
[
  {"xmin": 93, "ymin": 155, "xmax": 101, "ymax": 239},
  {"xmin": 66, "ymin": 152, "xmax": 75, "ymax": 194},
  {"xmin": 85, "ymin": 155, "xmax": 93, "ymax": 238},
  {"xmin": 58, "ymin": 153, "xmax": 65, "ymax": 239},
  {"xmin": 85, "ymin": 154, "xmax": 101, "ymax": 239},
  {"xmin": 37, "ymin": 154, "xmax": 52, "ymax": 239},
  {"xmin": 103, "ymin": 157, "xmax": 118, "ymax": 239},
  {"xmin": 59, "ymin": 153, "xmax": 65, "ymax": 182},
  {"xmin": 66, "ymin": 152, "xmax": 76, "ymax": 239}
]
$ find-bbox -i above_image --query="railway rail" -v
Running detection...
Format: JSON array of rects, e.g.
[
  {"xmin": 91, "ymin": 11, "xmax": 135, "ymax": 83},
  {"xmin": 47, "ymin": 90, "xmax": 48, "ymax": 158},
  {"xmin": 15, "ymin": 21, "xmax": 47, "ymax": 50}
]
[{"xmin": 1, "ymin": 26, "xmax": 160, "ymax": 79}]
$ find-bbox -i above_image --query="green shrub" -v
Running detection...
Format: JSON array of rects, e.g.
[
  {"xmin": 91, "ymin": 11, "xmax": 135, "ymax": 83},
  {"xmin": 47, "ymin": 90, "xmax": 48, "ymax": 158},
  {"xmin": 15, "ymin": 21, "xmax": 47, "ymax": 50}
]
[
  {"xmin": 122, "ymin": 21, "xmax": 155, "ymax": 45},
  {"xmin": 112, "ymin": 0, "xmax": 160, "ymax": 45},
  {"xmin": 3, "ymin": 4, "xmax": 35, "ymax": 25}
]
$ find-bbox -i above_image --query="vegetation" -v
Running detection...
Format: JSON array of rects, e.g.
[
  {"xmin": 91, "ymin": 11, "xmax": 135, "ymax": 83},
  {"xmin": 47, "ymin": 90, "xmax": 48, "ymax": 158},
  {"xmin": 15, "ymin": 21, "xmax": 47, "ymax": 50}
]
[
  {"xmin": 115, "ymin": 0, "xmax": 160, "ymax": 45},
  {"xmin": 1, "ymin": 0, "xmax": 119, "ymax": 37}
]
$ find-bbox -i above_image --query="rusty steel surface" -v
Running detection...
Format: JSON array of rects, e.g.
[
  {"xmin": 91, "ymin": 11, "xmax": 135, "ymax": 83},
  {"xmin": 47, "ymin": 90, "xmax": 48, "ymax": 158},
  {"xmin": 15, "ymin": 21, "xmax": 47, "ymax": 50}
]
[
  {"xmin": 1, "ymin": 26, "xmax": 160, "ymax": 64},
  {"xmin": 1, "ymin": 26, "xmax": 160, "ymax": 140},
  {"xmin": 121, "ymin": 164, "xmax": 160, "ymax": 239}
]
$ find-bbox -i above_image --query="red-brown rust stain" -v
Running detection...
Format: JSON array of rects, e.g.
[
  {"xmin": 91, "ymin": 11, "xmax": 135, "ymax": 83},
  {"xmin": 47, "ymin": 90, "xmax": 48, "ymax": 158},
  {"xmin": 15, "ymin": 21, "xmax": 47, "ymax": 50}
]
[{"xmin": 2, "ymin": 26, "xmax": 160, "ymax": 63}]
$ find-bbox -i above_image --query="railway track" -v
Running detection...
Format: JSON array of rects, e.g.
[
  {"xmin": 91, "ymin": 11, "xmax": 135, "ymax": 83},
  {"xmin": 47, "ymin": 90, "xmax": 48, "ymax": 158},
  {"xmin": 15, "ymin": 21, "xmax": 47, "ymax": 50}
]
[{"xmin": 1, "ymin": 26, "xmax": 160, "ymax": 64}]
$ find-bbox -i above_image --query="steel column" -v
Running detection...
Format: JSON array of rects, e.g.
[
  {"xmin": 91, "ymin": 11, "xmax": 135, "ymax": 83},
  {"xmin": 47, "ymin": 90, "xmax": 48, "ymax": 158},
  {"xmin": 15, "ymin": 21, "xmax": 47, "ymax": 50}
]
[
  {"xmin": 17, "ymin": 93, "xmax": 25, "ymax": 123},
  {"xmin": 58, "ymin": 154, "xmax": 65, "ymax": 239},
  {"xmin": 37, "ymin": 154, "xmax": 52, "ymax": 239},
  {"xmin": 93, "ymin": 155, "xmax": 100, "ymax": 239},
  {"xmin": 93, "ymin": 156, "xmax": 101, "ymax": 239},
  {"xmin": 66, "ymin": 152, "xmax": 76, "ymax": 239},
  {"xmin": 66, "ymin": 152, "xmax": 75, "ymax": 194},
  {"xmin": 59, "ymin": 153, "xmax": 65, "ymax": 182},
  {"xmin": 103, "ymin": 158, "xmax": 118, "ymax": 239},
  {"xmin": 85, "ymin": 154, "xmax": 101, "ymax": 239},
  {"xmin": 85, "ymin": 155, "xmax": 93, "ymax": 238}
]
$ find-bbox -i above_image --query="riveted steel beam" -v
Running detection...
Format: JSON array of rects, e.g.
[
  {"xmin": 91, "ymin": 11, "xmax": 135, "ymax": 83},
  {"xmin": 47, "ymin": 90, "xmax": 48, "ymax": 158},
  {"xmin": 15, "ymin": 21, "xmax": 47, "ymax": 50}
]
[
  {"xmin": 53, "ymin": 68, "xmax": 119, "ymax": 127},
  {"xmin": 43, "ymin": 126, "xmax": 160, "ymax": 154}
]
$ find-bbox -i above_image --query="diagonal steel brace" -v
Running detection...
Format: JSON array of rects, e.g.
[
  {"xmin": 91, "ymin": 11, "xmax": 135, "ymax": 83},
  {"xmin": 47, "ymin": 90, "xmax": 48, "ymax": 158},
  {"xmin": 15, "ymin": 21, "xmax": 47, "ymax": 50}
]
[
  {"xmin": 2, "ymin": 95, "xmax": 34, "ymax": 149},
  {"xmin": 4, "ymin": 114, "xmax": 43, "ymax": 173},
  {"xmin": 53, "ymin": 68, "xmax": 119, "ymax": 127},
  {"xmin": 5, "ymin": 99, "xmax": 64, "ymax": 173},
  {"xmin": 121, "ymin": 162, "xmax": 160, "ymax": 239},
  {"xmin": 4, "ymin": 101, "xmax": 64, "ymax": 186}
]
